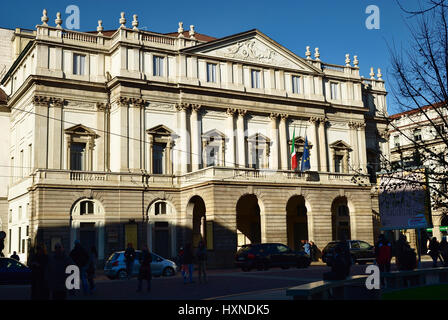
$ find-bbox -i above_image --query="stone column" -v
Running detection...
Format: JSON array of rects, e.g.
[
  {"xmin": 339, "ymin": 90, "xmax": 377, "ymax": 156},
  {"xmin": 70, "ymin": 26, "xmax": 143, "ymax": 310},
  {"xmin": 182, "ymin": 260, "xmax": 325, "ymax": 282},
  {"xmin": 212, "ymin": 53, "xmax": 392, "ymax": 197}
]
[
  {"xmin": 166, "ymin": 138, "xmax": 173, "ymax": 174},
  {"xmin": 357, "ymin": 123, "xmax": 367, "ymax": 174},
  {"xmin": 129, "ymin": 98, "xmax": 144, "ymax": 171},
  {"xmin": 190, "ymin": 104, "xmax": 201, "ymax": 171},
  {"xmin": 32, "ymin": 95, "xmax": 50, "ymax": 169},
  {"xmin": 236, "ymin": 109, "xmax": 247, "ymax": 168},
  {"xmin": 349, "ymin": 121, "xmax": 360, "ymax": 172},
  {"xmin": 96, "ymin": 103, "xmax": 108, "ymax": 171},
  {"xmin": 176, "ymin": 103, "xmax": 190, "ymax": 174},
  {"xmin": 269, "ymin": 113, "xmax": 279, "ymax": 171},
  {"xmin": 318, "ymin": 117, "xmax": 328, "ymax": 172},
  {"xmin": 279, "ymin": 114, "xmax": 289, "ymax": 170},
  {"xmin": 225, "ymin": 108, "xmax": 236, "ymax": 167},
  {"xmin": 48, "ymin": 98, "xmax": 63, "ymax": 169},
  {"xmin": 147, "ymin": 135, "xmax": 153, "ymax": 174},
  {"xmin": 308, "ymin": 117, "xmax": 319, "ymax": 171}
]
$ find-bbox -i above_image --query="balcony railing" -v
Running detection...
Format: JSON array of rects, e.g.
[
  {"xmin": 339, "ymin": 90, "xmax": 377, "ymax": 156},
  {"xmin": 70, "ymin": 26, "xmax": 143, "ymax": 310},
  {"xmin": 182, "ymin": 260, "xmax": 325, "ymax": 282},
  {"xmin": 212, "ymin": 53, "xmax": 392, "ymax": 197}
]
[{"xmin": 28, "ymin": 168, "xmax": 370, "ymax": 188}]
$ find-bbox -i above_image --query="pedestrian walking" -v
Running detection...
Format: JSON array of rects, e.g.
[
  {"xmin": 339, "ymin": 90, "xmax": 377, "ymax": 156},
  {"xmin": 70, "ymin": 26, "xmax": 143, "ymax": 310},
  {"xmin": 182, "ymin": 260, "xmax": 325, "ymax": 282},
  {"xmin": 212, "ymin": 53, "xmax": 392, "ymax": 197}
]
[
  {"xmin": 440, "ymin": 237, "xmax": 448, "ymax": 267},
  {"xmin": 177, "ymin": 246, "xmax": 188, "ymax": 283},
  {"xmin": 29, "ymin": 243, "xmax": 50, "ymax": 300},
  {"xmin": 309, "ymin": 241, "xmax": 319, "ymax": 262},
  {"xmin": 124, "ymin": 243, "xmax": 136, "ymax": 280},
  {"xmin": 48, "ymin": 243, "xmax": 73, "ymax": 300},
  {"xmin": 87, "ymin": 246, "xmax": 98, "ymax": 294},
  {"xmin": 137, "ymin": 245, "xmax": 152, "ymax": 293},
  {"xmin": 375, "ymin": 234, "xmax": 392, "ymax": 272},
  {"xmin": 69, "ymin": 240, "xmax": 90, "ymax": 294},
  {"xmin": 395, "ymin": 234, "xmax": 417, "ymax": 270},
  {"xmin": 428, "ymin": 237, "xmax": 442, "ymax": 267},
  {"xmin": 10, "ymin": 251, "xmax": 20, "ymax": 261},
  {"xmin": 196, "ymin": 240, "xmax": 207, "ymax": 284},
  {"xmin": 303, "ymin": 240, "xmax": 311, "ymax": 256},
  {"xmin": 183, "ymin": 243, "xmax": 194, "ymax": 284}
]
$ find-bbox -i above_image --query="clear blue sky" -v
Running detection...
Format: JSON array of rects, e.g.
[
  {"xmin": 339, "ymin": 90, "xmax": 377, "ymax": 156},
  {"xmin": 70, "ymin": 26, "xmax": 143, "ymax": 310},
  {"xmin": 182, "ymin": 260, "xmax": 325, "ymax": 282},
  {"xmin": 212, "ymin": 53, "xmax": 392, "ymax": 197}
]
[{"xmin": 0, "ymin": 0, "xmax": 425, "ymax": 114}]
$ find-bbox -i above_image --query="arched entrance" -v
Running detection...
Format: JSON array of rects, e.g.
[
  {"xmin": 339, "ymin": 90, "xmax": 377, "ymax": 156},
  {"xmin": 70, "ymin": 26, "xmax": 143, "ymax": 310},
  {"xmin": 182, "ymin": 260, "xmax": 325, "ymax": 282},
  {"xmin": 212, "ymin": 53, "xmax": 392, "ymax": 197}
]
[
  {"xmin": 186, "ymin": 196, "xmax": 207, "ymax": 248},
  {"xmin": 236, "ymin": 194, "xmax": 261, "ymax": 248},
  {"xmin": 147, "ymin": 200, "xmax": 176, "ymax": 258},
  {"xmin": 286, "ymin": 196, "xmax": 308, "ymax": 251},
  {"xmin": 70, "ymin": 198, "xmax": 105, "ymax": 260},
  {"xmin": 331, "ymin": 196, "xmax": 351, "ymax": 241}
]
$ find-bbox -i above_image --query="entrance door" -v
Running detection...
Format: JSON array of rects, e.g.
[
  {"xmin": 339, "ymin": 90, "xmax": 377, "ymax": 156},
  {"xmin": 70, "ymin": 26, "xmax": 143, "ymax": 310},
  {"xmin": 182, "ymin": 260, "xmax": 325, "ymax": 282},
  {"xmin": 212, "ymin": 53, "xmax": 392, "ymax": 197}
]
[
  {"xmin": 80, "ymin": 222, "xmax": 96, "ymax": 251},
  {"xmin": 294, "ymin": 223, "xmax": 308, "ymax": 250},
  {"xmin": 154, "ymin": 222, "xmax": 170, "ymax": 258}
]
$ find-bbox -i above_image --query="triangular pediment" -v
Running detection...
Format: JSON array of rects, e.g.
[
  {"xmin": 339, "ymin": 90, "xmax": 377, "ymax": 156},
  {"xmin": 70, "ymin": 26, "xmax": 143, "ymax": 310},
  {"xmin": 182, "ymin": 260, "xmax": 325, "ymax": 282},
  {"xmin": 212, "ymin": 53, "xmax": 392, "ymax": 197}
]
[
  {"xmin": 329, "ymin": 140, "xmax": 352, "ymax": 150},
  {"xmin": 147, "ymin": 125, "xmax": 173, "ymax": 136},
  {"xmin": 202, "ymin": 129, "xmax": 226, "ymax": 139},
  {"xmin": 182, "ymin": 30, "xmax": 321, "ymax": 73},
  {"xmin": 247, "ymin": 132, "xmax": 270, "ymax": 143},
  {"xmin": 65, "ymin": 124, "xmax": 97, "ymax": 136}
]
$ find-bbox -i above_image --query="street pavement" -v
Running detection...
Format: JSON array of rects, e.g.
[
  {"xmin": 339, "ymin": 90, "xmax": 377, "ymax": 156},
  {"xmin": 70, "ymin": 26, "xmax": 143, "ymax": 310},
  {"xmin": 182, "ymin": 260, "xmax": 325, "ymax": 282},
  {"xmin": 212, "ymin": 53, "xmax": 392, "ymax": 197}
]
[{"xmin": 0, "ymin": 258, "xmax": 436, "ymax": 300}]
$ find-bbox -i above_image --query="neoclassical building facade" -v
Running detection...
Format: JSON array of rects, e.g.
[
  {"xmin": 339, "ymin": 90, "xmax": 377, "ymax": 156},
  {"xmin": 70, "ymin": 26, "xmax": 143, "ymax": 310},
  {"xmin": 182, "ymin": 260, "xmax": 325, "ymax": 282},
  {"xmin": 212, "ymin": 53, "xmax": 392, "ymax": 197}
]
[{"xmin": 1, "ymin": 11, "xmax": 388, "ymax": 266}]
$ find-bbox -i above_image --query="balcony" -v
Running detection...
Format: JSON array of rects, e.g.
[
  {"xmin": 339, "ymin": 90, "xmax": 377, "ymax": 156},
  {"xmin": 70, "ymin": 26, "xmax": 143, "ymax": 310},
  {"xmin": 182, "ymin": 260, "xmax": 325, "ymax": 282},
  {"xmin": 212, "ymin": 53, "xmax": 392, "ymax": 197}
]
[{"xmin": 24, "ymin": 167, "xmax": 371, "ymax": 190}]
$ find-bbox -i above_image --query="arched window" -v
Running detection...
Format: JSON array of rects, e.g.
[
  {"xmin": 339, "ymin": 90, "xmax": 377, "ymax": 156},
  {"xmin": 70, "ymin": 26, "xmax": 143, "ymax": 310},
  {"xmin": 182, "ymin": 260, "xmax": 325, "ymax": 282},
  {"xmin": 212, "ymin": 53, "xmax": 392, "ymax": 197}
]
[
  {"xmin": 80, "ymin": 200, "xmax": 94, "ymax": 215},
  {"xmin": 155, "ymin": 202, "xmax": 167, "ymax": 215}
]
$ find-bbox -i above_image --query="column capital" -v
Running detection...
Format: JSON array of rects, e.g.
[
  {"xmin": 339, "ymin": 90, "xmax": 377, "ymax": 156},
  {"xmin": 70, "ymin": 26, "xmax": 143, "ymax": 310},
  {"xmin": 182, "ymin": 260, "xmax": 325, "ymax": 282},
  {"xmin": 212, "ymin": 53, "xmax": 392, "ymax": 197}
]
[
  {"xmin": 175, "ymin": 102, "xmax": 190, "ymax": 111},
  {"xmin": 130, "ymin": 98, "xmax": 146, "ymax": 108},
  {"xmin": 309, "ymin": 116, "xmax": 319, "ymax": 124},
  {"xmin": 269, "ymin": 113, "xmax": 279, "ymax": 120},
  {"xmin": 237, "ymin": 109, "xmax": 247, "ymax": 117},
  {"xmin": 96, "ymin": 102, "xmax": 110, "ymax": 111},
  {"xmin": 116, "ymin": 96, "xmax": 131, "ymax": 107},
  {"xmin": 49, "ymin": 97, "xmax": 64, "ymax": 108},
  {"xmin": 191, "ymin": 104, "xmax": 201, "ymax": 112},
  {"xmin": 318, "ymin": 116, "xmax": 328, "ymax": 125},
  {"xmin": 280, "ymin": 113, "xmax": 289, "ymax": 120},
  {"xmin": 377, "ymin": 129, "xmax": 390, "ymax": 139},
  {"xmin": 226, "ymin": 108, "xmax": 237, "ymax": 116},
  {"xmin": 32, "ymin": 95, "xmax": 51, "ymax": 107}
]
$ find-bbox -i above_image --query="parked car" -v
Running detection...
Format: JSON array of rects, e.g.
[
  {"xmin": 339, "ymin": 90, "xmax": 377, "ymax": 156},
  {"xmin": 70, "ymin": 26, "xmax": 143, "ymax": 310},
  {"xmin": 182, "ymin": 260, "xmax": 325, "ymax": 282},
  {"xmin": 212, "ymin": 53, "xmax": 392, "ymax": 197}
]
[
  {"xmin": 235, "ymin": 243, "xmax": 311, "ymax": 271},
  {"xmin": 104, "ymin": 250, "xmax": 177, "ymax": 279},
  {"xmin": 321, "ymin": 240, "xmax": 375, "ymax": 265},
  {"xmin": 0, "ymin": 258, "xmax": 32, "ymax": 285}
]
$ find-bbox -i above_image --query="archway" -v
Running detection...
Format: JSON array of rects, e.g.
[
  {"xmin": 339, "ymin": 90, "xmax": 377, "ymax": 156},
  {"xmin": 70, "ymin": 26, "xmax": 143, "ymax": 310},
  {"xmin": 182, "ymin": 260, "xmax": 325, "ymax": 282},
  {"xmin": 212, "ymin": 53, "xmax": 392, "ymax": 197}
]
[
  {"xmin": 286, "ymin": 195, "xmax": 308, "ymax": 251},
  {"xmin": 236, "ymin": 194, "xmax": 261, "ymax": 248},
  {"xmin": 70, "ymin": 198, "xmax": 105, "ymax": 260},
  {"xmin": 186, "ymin": 196, "xmax": 207, "ymax": 248},
  {"xmin": 331, "ymin": 196, "xmax": 351, "ymax": 241},
  {"xmin": 147, "ymin": 200, "xmax": 176, "ymax": 258}
]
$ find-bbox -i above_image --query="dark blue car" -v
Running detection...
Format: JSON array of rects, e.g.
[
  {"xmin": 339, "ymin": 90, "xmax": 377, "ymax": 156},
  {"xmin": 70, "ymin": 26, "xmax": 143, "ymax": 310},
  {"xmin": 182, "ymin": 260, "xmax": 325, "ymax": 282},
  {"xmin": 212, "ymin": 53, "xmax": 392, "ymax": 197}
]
[{"xmin": 0, "ymin": 258, "xmax": 32, "ymax": 285}]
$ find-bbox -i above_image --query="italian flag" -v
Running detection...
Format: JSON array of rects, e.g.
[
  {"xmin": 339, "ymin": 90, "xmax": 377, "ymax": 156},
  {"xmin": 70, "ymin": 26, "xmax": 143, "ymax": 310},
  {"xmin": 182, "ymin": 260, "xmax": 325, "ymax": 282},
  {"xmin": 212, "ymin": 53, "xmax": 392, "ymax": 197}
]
[{"xmin": 291, "ymin": 128, "xmax": 298, "ymax": 171}]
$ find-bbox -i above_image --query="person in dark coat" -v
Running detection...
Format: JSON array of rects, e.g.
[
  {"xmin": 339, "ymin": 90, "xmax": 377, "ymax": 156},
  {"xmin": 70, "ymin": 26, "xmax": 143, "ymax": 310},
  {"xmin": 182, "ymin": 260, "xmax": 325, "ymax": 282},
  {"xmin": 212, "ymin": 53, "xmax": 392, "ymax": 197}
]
[
  {"xmin": 29, "ymin": 244, "xmax": 50, "ymax": 300},
  {"xmin": 428, "ymin": 237, "xmax": 442, "ymax": 267},
  {"xmin": 323, "ymin": 245, "xmax": 348, "ymax": 280},
  {"xmin": 395, "ymin": 234, "xmax": 417, "ymax": 271},
  {"xmin": 439, "ymin": 237, "xmax": 448, "ymax": 267},
  {"xmin": 137, "ymin": 245, "xmax": 152, "ymax": 292},
  {"xmin": 183, "ymin": 243, "xmax": 194, "ymax": 284},
  {"xmin": 69, "ymin": 240, "xmax": 90, "ymax": 294},
  {"xmin": 196, "ymin": 240, "xmax": 207, "ymax": 284},
  {"xmin": 86, "ymin": 246, "xmax": 98, "ymax": 294},
  {"xmin": 124, "ymin": 243, "xmax": 136, "ymax": 280},
  {"xmin": 309, "ymin": 241, "xmax": 319, "ymax": 262},
  {"xmin": 48, "ymin": 243, "xmax": 73, "ymax": 300},
  {"xmin": 10, "ymin": 251, "xmax": 20, "ymax": 261},
  {"xmin": 375, "ymin": 234, "xmax": 392, "ymax": 272},
  {"xmin": 177, "ymin": 246, "xmax": 188, "ymax": 283}
]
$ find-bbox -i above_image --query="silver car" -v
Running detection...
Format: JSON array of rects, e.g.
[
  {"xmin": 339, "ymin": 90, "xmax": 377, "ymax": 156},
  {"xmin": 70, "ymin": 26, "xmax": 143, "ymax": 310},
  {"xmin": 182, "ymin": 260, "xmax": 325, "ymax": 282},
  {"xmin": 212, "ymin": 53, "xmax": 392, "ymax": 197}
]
[{"xmin": 104, "ymin": 250, "xmax": 177, "ymax": 279}]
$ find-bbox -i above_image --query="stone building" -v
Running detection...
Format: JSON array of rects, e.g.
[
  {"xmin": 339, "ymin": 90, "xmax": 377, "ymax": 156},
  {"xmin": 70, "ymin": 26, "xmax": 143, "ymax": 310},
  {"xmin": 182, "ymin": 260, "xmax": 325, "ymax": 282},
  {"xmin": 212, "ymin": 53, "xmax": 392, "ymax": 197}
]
[
  {"xmin": 388, "ymin": 103, "xmax": 448, "ymax": 245},
  {"xmin": 0, "ymin": 10, "xmax": 388, "ymax": 266}
]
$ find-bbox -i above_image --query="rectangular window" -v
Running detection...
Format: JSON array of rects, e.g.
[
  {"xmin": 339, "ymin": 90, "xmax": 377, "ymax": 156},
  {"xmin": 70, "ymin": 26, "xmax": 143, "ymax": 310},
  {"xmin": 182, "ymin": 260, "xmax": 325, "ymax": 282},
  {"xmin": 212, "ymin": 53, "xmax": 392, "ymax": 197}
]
[
  {"xmin": 206, "ymin": 63, "xmax": 217, "ymax": 83},
  {"xmin": 73, "ymin": 53, "xmax": 86, "ymax": 75},
  {"xmin": 251, "ymin": 69, "xmax": 261, "ymax": 88},
  {"xmin": 330, "ymin": 82, "xmax": 338, "ymax": 99},
  {"xmin": 394, "ymin": 135, "xmax": 400, "ymax": 148},
  {"xmin": 206, "ymin": 146, "xmax": 219, "ymax": 167},
  {"xmin": 334, "ymin": 155, "xmax": 343, "ymax": 173},
  {"xmin": 8, "ymin": 229, "xmax": 11, "ymax": 253},
  {"xmin": 28, "ymin": 144, "xmax": 32, "ymax": 174},
  {"xmin": 251, "ymin": 147, "xmax": 264, "ymax": 169},
  {"xmin": 153, "ymin": 56, "xmax": 164, "ymax": 77},
  {"xmin": 292, "ymin": 76, "xmax": 301, "ymax": 94},
  {"xmin": 19, "ymin": 150, "xmax": 23, "ymax": 178},
  {"xmin": 26, "ymin": 225, "xmax": 29, "ymax": 237},
  {"xmin": 18, "ymin": 206, "xmax": 22, "ymax": 221},
  {"xmin": 153, "ymin": 143, "xmax": 165, "ymax": 174},
  {"xmin": 70, "ymin": 142, "xmax": 86, "ymax": 171},
  {"xmin": 22, "ymin": 239, "xmax": 25, "ymax": 254},
  {"xmin": 18, "ymin": 227, "xmax": 21, "ymax": 253},
  {"xmin": 9, "ymin": 209, "xmax": 12, "ymax": 223},
  {"xmin": 414, "ymin": 129, "xmax": 422, "ymax": 141}
]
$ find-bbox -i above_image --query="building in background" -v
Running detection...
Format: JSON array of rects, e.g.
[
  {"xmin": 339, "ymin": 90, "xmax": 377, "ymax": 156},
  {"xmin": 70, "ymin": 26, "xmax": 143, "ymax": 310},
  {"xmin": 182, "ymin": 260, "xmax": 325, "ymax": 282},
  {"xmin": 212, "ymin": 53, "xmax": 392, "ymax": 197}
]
[{"xmin": 0, "ymin": 10, "xmax": 388, "ymax": 265}]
